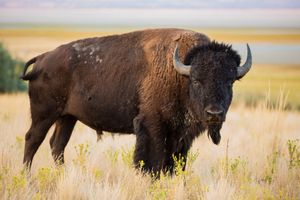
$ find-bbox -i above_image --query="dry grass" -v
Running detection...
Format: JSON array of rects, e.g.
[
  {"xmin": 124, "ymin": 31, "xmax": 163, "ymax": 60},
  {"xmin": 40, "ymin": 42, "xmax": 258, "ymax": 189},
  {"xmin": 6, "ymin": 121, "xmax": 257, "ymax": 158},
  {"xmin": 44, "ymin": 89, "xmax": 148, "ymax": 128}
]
[
  {"xmin": 0, "ymin": 93, "xmax": 299, "ymax": 200},
  {"xmin": 232, "ymin": 64, "xmax": 300, "ymax": 110}
]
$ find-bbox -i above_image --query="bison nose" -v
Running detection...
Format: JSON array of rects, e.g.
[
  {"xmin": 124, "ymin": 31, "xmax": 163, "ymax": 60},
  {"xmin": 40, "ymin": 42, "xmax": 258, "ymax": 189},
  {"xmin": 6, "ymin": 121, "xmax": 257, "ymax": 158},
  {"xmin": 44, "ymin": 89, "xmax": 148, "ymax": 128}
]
[{"xmin": 205, "ymin": 107, "xmax": 225, "ymax": 122}]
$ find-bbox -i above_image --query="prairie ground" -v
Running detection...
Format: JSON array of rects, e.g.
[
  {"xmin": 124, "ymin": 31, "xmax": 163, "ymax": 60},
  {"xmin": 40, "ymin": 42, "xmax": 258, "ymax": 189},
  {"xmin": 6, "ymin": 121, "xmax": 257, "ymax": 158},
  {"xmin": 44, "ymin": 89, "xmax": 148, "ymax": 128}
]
[{"xmin": 0, "ymin": 93, "xmax": 299, "ymax": 200}]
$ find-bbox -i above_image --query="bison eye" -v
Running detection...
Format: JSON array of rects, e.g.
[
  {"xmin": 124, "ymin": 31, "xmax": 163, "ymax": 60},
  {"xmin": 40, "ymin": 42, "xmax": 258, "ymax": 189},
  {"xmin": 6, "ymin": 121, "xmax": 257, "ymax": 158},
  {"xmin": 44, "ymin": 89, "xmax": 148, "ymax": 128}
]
[{"xmin": 192, "ymin": 80, "xmax": 201, "ymax": 86}]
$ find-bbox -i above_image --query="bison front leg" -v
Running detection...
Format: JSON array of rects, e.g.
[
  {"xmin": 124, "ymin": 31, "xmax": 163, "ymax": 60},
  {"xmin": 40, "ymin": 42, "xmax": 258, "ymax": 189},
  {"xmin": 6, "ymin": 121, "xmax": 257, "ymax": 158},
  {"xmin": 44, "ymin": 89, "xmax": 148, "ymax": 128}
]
[
  {"xmin": 133, "ymin": 114, "xmax": 167, "ymax": 175},
  {"xmin": 165, "ymin": 136, "xmax": 191, "ymax": 175}
]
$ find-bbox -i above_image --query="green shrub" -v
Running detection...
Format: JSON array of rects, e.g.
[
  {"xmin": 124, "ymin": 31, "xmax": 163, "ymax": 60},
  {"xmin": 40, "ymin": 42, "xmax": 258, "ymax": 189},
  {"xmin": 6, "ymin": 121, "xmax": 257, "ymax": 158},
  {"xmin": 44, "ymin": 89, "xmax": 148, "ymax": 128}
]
[
  {"xmin": 105, "ymin": 148, "xmax": 119, "ymax": 166},
  {"xmin": 121, "ymin": 146, "xmax": 134, "ymax": 168},
  {"xmin": 7, "ymin": 169, "xmax": 27, "ymax": 198},
  {"xmin": 73, "ymin": 142, "xmax": 90, "ymax": 169},
  {"xmin": 287, "ymin": 139, "xmax": 300, "ymax": 169},
  {"xmin": 263, "ymin": 151, "xmax": 280, "ymax": 184},
  {"xmin": 0, "ymin": 43, "xmax": 27, "ymax": 93}
]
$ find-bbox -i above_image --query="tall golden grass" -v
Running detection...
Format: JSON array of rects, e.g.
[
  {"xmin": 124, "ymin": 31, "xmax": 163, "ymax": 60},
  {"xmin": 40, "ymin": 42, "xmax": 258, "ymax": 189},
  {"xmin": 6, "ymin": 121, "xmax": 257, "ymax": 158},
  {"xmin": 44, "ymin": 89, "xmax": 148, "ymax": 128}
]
[{"xmin": 0, "ymin": 93, "xmax": 299, "ymax": 199}]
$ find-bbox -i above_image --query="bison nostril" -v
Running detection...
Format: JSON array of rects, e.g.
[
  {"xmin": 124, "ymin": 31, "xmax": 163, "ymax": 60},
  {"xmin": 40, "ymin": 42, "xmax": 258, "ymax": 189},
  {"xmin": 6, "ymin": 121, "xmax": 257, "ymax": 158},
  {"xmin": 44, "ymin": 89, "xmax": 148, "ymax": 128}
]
[
  {"xmin": 205, "ymin": 109, "xmax": 225, "ymax": 122},
  {"xmin": 206, "ymin": 110, "xmax": 224, "ymax": 115}
]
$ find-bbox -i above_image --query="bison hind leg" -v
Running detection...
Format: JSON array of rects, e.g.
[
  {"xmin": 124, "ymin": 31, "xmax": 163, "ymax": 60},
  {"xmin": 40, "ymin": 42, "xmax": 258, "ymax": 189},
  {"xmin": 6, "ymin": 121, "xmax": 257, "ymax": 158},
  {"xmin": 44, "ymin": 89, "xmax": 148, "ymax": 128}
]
[
  {"xmin": 23, "ymin": 113, "xmax": 57, "ymax": 169},
  {"xmin": 49, "ymin": 115, "xmax": 77, "ymax": 164}
]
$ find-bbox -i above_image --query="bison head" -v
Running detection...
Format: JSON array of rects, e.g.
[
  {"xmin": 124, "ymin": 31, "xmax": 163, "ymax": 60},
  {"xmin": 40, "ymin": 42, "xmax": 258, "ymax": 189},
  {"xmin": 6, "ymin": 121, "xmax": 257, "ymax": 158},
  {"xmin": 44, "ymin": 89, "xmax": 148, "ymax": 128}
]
[{"xmin": 173, "ymin": 41, "xmax": 252, "ymax": 145}]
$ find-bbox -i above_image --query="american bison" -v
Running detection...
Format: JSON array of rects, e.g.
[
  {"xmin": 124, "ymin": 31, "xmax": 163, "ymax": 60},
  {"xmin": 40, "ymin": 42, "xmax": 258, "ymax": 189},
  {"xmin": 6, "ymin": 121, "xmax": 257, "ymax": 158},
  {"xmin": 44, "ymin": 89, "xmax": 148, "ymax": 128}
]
[{"xmin": 21, "ymin": 28, "xmax": 252, "ymax": 174}]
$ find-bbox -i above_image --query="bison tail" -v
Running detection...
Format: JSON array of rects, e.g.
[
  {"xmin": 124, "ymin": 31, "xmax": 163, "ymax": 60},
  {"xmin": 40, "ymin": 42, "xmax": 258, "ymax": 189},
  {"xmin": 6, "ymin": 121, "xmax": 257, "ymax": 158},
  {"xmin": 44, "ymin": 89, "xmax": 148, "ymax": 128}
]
[{"xmin": 20, "ymin": 57, "xmax": 40, "ymax": 81}]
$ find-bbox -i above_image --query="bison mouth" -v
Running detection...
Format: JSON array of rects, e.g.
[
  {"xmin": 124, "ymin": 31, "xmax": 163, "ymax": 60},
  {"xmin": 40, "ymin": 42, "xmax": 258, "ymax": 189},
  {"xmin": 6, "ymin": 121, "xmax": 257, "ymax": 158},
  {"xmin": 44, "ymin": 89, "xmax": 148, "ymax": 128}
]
[{"xmin": 207, "ymin": 123, "xmax": 222, "ymax": 145}]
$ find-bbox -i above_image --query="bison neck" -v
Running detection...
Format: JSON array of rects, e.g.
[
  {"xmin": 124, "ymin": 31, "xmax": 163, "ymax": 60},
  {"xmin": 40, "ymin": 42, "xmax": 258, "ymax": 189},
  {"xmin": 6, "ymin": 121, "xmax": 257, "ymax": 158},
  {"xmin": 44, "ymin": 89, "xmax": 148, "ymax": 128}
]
[{"xmin": 170, "ymin": 105, "xmax": 205, "ymax": 139}]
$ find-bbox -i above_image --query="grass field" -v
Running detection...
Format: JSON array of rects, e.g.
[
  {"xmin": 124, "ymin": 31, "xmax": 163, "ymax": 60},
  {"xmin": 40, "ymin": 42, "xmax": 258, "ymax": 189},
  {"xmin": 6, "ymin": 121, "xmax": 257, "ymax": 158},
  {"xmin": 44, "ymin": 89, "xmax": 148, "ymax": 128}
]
[
  {"xmin": 233, "ymin": 64, "xmax": 300, "ymax": 110},
  {"xmin": 0, "ymin": 94, "xmax": 299, "ymax": 199},
  {"xmin": 0, "ymin": 27, "xmax": 300, "ymax": 199}
]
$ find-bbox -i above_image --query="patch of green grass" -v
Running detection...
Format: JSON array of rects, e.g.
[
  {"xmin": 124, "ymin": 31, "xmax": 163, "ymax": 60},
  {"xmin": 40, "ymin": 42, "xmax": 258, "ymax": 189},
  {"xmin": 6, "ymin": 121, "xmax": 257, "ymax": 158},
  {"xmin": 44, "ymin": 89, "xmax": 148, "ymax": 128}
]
[
  {"xmin": 263, "ymin": 151, "xmax": 280, "ymax": 184},
  {"xmin": 7, "ymin": 169, "xmax": 27, "ymax": 199},
  {"xmin": 121, "ymin": 146, "xmax": 135, "ymax": 168},
  {"xmin": 73, "ymin": 142, "xmax": 91, "ymax": 169},
  {"xmin": 287, "ymin": 139, "xmax": 300, "ymax": 169},
  {"xmin": 35, "ymin": 167, "xmax": 62, "ymax": 194},
  {"xmin": 105, "ymin": 148, "xmax": 119, "ymax": 166}
]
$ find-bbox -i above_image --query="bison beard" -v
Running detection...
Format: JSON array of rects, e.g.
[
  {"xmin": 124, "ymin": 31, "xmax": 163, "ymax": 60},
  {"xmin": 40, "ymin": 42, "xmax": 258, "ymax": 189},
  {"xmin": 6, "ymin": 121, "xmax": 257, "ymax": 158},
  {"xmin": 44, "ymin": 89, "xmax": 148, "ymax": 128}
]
[{"xmin": 207, "ymin": 123, "xmax": 222, "ymax": 145}]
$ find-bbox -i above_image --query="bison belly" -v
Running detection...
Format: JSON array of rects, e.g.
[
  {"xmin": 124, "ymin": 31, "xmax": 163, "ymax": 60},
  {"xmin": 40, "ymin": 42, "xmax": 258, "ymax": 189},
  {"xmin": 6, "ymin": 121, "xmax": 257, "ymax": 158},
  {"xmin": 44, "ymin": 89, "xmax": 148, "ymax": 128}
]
[{"xmin": 64, "ymin": 67, "xmax": 141, "ymax": 133}]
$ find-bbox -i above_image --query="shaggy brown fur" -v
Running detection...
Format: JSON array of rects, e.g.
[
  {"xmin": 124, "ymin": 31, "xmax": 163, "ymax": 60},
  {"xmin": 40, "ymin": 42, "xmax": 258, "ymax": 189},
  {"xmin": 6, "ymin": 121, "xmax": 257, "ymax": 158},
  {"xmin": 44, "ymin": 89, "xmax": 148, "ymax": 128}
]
[{"xmin": 21, "ymin": 28, "xmax": 244, "ymax": 175}]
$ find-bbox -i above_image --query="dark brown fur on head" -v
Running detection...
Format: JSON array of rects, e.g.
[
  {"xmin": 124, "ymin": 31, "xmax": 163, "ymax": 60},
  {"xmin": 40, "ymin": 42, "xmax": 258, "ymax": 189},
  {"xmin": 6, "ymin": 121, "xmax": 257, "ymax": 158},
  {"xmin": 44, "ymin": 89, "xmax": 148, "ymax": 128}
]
[
  {"xmin": 184, "ymin": 41, "xmax": 242, "ymax": 144},
  {"xmin": 184, "ymin": 41, "xmax": 241, "ymax": 66}
]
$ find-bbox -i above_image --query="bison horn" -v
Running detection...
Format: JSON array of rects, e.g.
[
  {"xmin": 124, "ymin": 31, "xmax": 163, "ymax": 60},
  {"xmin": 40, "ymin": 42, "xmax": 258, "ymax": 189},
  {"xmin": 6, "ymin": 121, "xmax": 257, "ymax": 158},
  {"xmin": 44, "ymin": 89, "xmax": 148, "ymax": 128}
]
[
  {"xmin": 237, "ymin": 44, "xmax": 252, "ymax": 78},
  {"xmin": 173, "ymin": 44, "xmax": 191, "ymax": 76}
]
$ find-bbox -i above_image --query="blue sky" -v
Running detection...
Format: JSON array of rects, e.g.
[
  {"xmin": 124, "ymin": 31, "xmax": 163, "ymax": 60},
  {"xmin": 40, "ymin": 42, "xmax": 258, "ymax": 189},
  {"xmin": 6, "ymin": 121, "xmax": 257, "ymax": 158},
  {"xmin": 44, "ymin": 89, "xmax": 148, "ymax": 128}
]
[{"xmin": 1, "ymin": 0, "xmax": 300, "ymax": 9}]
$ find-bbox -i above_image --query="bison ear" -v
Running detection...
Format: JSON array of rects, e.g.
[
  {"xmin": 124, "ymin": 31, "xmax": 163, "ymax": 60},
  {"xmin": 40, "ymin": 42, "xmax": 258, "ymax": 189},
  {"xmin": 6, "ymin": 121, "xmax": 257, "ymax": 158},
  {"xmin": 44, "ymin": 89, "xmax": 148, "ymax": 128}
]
[
  {"xmin": 173, "ymin": 44, "xmax": 191, "ymax": 76},
  {"xmin": 237, "ymin": 44, "xmax": 252, "ymax": 79}
]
